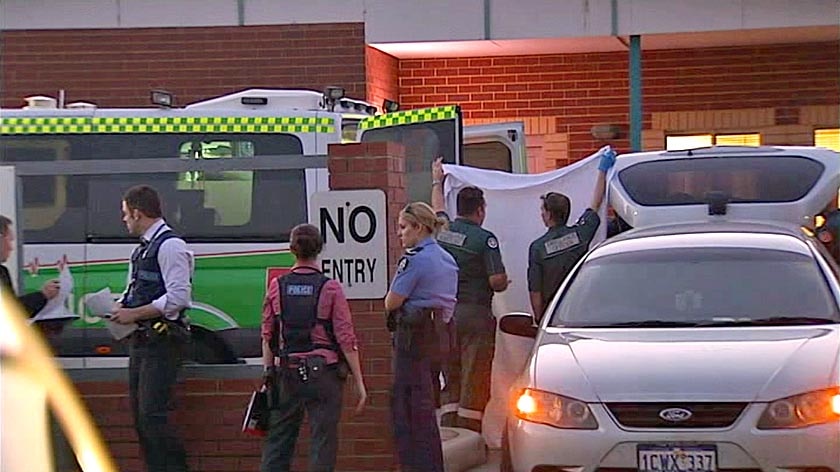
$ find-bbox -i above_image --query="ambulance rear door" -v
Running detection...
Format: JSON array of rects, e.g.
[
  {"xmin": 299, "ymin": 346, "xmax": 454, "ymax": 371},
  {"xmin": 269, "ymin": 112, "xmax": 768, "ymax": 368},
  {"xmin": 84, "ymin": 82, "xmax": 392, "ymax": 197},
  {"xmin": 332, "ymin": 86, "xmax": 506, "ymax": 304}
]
[{"xmin": 463, "ymin": 121, "xmax": 527, "ymax": 174}]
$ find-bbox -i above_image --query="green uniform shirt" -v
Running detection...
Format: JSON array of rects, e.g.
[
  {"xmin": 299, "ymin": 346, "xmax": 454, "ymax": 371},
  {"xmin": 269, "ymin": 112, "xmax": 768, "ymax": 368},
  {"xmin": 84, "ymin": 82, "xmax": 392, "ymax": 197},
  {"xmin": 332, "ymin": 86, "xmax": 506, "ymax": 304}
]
[
  {"xmin": 436, "ymin": 213, "xmax": 506, "ymax": 307},
  {"xmin": 528, "ymin": 209, "xmax": 601, "ymax": 303}
]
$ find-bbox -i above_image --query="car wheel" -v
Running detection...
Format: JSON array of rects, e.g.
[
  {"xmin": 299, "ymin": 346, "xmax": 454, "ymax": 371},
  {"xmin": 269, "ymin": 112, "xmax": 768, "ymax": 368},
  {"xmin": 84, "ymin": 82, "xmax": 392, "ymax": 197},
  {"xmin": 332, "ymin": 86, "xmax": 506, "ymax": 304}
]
[
  {"xmin": 500, "ymin": 420, "xmax": 514, "ymax": 472},
  {"xmin": 186, "ymin": 326, "xmax": 239, "ymax": 364}
]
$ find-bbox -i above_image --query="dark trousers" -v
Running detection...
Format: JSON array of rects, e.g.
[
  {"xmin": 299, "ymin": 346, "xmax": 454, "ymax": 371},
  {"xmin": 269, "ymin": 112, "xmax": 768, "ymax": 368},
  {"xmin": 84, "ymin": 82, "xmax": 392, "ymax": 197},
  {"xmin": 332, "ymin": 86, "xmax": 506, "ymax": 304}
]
[
  {"xmin": 440, "ymin": 303, "xmax": 496, "ymax": 432},
  {"xmin": 261, "ymin": 366, "xmax": 344, "ymax": 472},
  {"xmin": 392, "ymin": 352, "xmax": 444, "ymax": 472},
  {"xmin": 129, "ymin": 333, "xmax": 188, "ymax": 472}
]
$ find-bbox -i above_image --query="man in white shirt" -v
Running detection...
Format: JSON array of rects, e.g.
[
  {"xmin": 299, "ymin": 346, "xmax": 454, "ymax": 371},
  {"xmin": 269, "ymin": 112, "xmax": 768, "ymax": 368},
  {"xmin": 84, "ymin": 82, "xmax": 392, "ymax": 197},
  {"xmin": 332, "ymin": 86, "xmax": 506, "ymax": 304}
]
[{"xmin": 111, "ymin": 184, "xmax": 192, "ymax": 472}]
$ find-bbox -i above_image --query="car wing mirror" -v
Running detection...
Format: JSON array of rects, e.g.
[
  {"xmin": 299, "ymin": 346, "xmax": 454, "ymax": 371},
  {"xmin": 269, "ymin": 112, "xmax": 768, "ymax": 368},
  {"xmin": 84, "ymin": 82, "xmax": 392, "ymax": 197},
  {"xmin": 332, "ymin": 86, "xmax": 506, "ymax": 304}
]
[{"xmin": 499, "ymin": 313, "xmax": 538, "ymax": 339}]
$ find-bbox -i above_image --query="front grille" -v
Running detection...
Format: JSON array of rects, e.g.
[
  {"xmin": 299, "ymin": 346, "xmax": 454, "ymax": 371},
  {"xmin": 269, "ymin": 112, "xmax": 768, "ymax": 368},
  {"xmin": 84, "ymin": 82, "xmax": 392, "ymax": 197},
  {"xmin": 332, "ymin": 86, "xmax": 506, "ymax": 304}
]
[{"xmin": 606, "ymin": 402, "xmax": 747, "ymax": 428}]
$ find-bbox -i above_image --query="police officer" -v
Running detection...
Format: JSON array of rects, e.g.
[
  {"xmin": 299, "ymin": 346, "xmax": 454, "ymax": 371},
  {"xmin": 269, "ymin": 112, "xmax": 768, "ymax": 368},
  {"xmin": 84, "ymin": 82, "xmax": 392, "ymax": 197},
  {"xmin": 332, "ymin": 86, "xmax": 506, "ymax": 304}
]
[
  {"xmin": 817, "ymin": 198, "xmax": 840, "ymax": 263},
  {"xmin": 0, "ymin": 214, "xmax": 60, "ymax": 316},
  {"xmin": 527, "ymin": 149, "xmax": 615, "ymax": 322},
  {"xmin": 430, "ymin": 159, "xmax": 509, "ymax": 433},
  {"xmin": 110, "ymin": 185, "xmax": 192, "ymax": 472},
  {"xmin": 260, "ymin": 224, "xmax": 367, "ymax": 472},
  {"xmin": 385, "ymin": 202, "xmax": 458, "ymax": 472}
]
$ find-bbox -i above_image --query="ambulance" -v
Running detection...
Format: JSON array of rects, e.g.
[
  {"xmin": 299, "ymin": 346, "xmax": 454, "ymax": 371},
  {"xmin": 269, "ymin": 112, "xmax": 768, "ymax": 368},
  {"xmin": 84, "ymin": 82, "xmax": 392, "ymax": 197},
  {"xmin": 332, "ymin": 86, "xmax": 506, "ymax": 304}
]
[{"xmin": 0, "ymin": 87, "xmax": 526, "ymax": 365}]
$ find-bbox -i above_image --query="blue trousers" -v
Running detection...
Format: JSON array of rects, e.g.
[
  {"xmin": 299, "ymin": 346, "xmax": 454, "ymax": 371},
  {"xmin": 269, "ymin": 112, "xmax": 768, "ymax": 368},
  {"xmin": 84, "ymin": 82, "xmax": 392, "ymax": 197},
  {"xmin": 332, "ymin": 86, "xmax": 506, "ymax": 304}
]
[{"xmin": 391, "ymin": 353, "xmax": 444, "ymax": 472}]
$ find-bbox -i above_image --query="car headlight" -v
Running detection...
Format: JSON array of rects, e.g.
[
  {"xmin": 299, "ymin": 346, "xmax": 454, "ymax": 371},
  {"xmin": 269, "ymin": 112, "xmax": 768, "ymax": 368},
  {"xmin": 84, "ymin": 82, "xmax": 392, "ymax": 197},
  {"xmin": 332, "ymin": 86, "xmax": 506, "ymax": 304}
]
[
  {"xmin": 513, "ymin": 389, "xmax": 597, "ymax": 429},
  {"xmin": 757, "ymin": 388, "xmax": 840, "ymax": 429}
]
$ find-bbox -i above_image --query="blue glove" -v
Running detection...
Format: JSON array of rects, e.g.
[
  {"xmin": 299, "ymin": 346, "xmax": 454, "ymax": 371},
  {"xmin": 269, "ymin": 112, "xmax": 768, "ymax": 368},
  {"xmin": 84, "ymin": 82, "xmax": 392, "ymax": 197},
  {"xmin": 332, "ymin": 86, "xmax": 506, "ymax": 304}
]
[{"xmin": 598, "ymin": 147, "xmax": 616, "ymax": 172}]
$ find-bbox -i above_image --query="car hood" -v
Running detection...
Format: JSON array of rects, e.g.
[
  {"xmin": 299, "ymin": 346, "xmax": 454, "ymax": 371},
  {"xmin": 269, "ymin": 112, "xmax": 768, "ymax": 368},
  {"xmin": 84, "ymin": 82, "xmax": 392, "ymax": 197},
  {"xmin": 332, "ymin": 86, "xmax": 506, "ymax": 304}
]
[{"xmin": 534, "ymin": 327, "xmax": 840, "ymax": 402}]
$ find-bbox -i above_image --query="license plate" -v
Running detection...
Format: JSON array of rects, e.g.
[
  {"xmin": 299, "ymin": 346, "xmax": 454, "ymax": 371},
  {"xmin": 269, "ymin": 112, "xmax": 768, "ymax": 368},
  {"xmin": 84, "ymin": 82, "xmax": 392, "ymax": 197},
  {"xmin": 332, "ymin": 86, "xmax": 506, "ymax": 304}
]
[{"xmin": 638, "ymin": 445, "xmax": 717, "ymax": 472}]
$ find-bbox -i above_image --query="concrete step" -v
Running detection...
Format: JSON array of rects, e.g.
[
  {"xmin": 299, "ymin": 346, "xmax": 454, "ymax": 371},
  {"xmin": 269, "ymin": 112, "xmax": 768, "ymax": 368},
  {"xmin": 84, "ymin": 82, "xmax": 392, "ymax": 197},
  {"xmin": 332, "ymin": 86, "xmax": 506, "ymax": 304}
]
[{"xmin": 441, "ymin": 427, "xmax": 487, "ymax": 472}]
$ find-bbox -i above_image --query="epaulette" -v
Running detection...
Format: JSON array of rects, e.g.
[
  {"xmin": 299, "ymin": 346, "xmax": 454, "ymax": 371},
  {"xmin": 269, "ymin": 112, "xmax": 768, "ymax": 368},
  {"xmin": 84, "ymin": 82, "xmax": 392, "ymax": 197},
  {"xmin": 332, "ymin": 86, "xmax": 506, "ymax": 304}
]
[{"xmin": 406, "ymin": 246, "xmax": 425, "ymax": 255}]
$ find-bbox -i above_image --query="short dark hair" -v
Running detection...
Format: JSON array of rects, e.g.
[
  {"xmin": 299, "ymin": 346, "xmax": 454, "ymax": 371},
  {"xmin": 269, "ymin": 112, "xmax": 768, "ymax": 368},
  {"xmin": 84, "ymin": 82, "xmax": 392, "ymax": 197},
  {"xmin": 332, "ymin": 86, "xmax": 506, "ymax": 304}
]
[
  {"xmin": 456, "ymin": 186, "xmax": 485, "ymax": 217},
  {"xmin": 290, "ymin": 224, "xmax": 323, "ymax": 260},
  {"xmin": 0, "ymin": 215, "xmax": 11, "ymax": 236},
  {"xmin": 123, "ymin": 185, "xmax": 163, "ymax": 218},
  {"xmin": 542, "ymin": 192, "xmax": 571, "ymax": 225}
]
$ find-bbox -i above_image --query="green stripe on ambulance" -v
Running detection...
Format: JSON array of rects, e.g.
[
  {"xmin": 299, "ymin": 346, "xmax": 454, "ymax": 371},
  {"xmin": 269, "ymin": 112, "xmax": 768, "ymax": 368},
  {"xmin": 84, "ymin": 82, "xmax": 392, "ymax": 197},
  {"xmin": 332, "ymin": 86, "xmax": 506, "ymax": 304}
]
[
  {"xmin": 358, "ymin": 105, "xmax": 458, "ymax": 131},
  {"xmin": 0, "ymin": 116, "xmax": 335, "ymax": 135}
]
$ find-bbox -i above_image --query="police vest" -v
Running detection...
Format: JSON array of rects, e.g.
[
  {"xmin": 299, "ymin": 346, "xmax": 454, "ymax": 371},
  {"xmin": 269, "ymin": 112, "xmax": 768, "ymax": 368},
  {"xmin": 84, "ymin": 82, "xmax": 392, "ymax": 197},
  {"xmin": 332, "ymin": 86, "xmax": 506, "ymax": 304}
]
[
  {"xmin": 124, "ymin": 227, "xmax": 183, "ymax": 317},
  {"xmin": 275, "ymin": 269, "xmax": 339, "ymax": 356}
]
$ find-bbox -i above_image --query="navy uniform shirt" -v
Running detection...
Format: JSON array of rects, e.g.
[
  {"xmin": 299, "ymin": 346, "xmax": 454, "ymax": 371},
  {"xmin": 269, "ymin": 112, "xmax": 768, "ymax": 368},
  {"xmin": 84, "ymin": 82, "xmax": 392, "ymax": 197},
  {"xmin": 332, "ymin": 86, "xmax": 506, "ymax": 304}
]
[
  {"xmin": 436, "ymin": 213, "xmax": 506, "ymax": 307},
  {"xmin": 528, "ymin": 209, "xmax": 600, "ymax": 303},
  {"xmin": 822, "ymin": 209, "xmax": 840, "ymax": 262},
  {"xmin": 390, "ymin": 236, "xmax": 459, "ymax": 322}
]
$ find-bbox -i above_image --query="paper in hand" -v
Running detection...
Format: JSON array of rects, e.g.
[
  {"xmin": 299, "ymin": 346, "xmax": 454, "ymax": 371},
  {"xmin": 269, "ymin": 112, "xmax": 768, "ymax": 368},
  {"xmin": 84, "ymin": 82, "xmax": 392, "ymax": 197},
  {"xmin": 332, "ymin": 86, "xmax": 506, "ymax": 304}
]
[
  {"xmin": 31, "ymin": 265, "xmax": 79, "ymax": 323},
  {"xmin": 86, "ymin": 287, "xmax": 116, "ymax": 318}
]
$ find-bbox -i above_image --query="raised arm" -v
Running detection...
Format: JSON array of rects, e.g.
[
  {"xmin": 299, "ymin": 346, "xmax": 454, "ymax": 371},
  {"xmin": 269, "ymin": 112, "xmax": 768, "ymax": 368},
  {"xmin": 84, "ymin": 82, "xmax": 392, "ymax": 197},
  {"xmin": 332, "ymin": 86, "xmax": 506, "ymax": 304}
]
[
  {"xmin": 589, "ymin": 148, "xmax": 616, "ymax": 211},
  {"xmin": 431, "ymin": 157, "xmax": 446, "ymax": 213}
]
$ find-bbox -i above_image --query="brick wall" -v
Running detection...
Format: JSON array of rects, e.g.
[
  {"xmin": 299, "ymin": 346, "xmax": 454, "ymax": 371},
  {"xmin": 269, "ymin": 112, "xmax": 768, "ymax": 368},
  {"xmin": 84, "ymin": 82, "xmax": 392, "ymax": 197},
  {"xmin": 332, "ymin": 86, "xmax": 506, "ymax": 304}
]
[
  {"xmin": 0, "ymin": 23, "xmax": 366, "ymax": 108},
  {"xmin": 73, "ymin": 142, "xmax": 407, "ymax": 472},
  {"xmin": 366, "ymin": 46, "xmax": 400, "ymax": 112},
  {"xmin": 400, "ymin": 41, "xmax": 840, "ymax": 162}
]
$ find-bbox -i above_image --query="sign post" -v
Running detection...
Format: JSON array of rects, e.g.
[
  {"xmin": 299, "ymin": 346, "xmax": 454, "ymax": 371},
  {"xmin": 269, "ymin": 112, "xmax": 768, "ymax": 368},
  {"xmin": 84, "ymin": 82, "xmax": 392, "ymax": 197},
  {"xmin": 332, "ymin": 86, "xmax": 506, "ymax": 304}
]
[{"xmin": 308, "ymin": 189, "xmax": 388, "ymax": 299}]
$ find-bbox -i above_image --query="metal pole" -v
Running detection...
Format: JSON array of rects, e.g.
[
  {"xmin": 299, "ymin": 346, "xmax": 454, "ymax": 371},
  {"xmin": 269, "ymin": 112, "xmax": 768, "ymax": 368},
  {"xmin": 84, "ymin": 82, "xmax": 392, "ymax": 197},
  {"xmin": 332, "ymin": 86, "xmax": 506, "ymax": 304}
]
[{"xmin": 629, "ymin": 34, "xmax": 642, "ymax": 152}]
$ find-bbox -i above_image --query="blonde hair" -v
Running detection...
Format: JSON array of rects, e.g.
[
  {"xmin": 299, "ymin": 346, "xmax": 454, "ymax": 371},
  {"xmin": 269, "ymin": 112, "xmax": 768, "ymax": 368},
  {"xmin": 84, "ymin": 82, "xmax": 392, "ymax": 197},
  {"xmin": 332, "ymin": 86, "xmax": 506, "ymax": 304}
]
[{"xmin": 400, "ymin": 202, "xmax": 447, "ymax": 236}]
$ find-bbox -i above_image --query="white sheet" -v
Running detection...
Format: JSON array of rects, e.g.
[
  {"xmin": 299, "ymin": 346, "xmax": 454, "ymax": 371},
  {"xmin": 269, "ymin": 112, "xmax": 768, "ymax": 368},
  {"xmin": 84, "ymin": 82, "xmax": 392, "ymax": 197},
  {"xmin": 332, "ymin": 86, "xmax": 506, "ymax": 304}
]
[{"xmin": 442, "ymin": 146, "xmax": 611, "ymax": 447}]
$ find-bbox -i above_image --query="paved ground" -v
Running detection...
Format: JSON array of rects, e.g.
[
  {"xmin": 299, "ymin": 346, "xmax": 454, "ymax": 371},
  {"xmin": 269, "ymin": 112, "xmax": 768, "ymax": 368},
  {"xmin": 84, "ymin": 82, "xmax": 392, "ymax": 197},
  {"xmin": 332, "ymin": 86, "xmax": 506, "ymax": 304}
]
[{"xmin": 465, "ymin": 450, "xmax": 501, "ymax": 471}]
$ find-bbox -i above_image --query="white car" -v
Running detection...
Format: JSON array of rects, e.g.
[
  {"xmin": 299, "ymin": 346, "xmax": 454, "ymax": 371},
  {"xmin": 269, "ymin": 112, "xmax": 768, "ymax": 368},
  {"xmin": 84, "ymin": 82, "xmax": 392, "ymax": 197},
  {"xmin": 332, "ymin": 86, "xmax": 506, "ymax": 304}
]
[{"xmin": 500, "ymin": 146, "xmax": 840, "ymax": 472}]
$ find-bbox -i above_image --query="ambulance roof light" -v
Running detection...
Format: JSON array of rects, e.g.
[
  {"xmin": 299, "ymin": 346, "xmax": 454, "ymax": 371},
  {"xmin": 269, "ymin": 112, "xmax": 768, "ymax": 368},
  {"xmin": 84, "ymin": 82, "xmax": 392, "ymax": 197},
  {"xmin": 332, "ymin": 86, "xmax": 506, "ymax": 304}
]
[
  {"xmin": 66, "ymin": 101, "xmax": 97, "ymax": 110},
  {"xmin": 150, "ymin": 90, "xmax": 175, "ymax": 108},
  {"xmin": 23, "ymin": 95, "xmax": 58, "ymax": 109}
]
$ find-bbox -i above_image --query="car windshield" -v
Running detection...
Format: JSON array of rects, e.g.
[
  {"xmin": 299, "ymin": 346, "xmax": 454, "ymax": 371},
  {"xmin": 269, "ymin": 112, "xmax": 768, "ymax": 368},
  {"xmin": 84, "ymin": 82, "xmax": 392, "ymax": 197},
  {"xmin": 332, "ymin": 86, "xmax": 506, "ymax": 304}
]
[{"xmin": 550, "ymin": 247, "xmax": 840, "ymax": 328}]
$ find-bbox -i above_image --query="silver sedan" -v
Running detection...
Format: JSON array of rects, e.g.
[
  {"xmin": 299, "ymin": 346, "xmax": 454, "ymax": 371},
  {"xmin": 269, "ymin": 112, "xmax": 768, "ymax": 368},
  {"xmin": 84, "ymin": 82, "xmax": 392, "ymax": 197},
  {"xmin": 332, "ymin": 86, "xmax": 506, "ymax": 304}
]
[{"xmin": 501, "ymin": 223, "xmax": 840, "ymax": 472}]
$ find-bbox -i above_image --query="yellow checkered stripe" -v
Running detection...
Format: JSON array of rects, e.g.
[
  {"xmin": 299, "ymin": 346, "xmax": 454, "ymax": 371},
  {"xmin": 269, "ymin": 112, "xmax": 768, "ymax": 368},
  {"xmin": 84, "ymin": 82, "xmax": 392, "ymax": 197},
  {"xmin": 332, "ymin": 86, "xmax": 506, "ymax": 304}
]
[
  {"xmin": 0, "ymin": 116, "xmax": 335, "ymax": 135},
  {"xmin": 358, "ymin": 105, "xmax": 458, "ymax": 131}
]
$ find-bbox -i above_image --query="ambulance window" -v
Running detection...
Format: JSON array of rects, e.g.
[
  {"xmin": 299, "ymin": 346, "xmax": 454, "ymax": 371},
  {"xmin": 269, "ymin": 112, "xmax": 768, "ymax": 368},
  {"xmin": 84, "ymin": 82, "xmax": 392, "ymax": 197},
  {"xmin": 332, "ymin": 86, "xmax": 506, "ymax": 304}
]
[
  {"xmin": 0, "ymin": 138, "xmax": 70, "ymax": 233},
  {"xmin": 342, "ymin": 119, "xmax": 360, "ymax": 143},
  {"xmin": 361, "ymin": 120, "xmax": 458, "ymax": 203},
  {"xmin": 815, "ymin": 128, "xmax": 840, "ymax": 152},
  {"xmin": 177, "ymin": 140, "xmax": 255, "ymax": 227},
  {"xmin": 84, "ymin": 133, "xmax": 305, "ymax": 242},
  {"xmin": 463, "ymin": 141, "xmax": 512, "ymax": 172}
]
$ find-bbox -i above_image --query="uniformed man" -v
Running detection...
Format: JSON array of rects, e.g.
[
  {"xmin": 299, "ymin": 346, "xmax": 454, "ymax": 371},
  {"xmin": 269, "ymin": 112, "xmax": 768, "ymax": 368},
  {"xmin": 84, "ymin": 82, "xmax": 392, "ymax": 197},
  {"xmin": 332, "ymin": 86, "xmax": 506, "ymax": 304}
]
[
  {"xmin": 430, "ymin": 159, "xmax": 509, "ymax": 433},
  {"xmin": 110, "ymin": 185, "xmax": 193, "ymax": 472},
  {"xmin": 528, "ymin": 148, "xmax": 615, "ymax": 323},
  {"xmin": 385, "ymin": 201, "xmax": 458, "ymax": 472}
]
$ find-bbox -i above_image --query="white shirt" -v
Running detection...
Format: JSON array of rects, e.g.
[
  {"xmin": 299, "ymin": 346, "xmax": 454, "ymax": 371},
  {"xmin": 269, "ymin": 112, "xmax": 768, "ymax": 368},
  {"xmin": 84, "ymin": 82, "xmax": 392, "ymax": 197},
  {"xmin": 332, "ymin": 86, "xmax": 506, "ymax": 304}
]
[{"xmin": 124, "ymin": 219, "xmax": 194, "ymax": 321}]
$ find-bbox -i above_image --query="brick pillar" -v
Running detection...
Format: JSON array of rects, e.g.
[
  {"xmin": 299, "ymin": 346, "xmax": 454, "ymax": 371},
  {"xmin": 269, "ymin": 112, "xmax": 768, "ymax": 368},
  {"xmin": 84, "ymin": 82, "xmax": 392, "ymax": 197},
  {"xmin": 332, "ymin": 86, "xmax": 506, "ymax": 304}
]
[{"xmin": 327, "ymin": 141, "xmax": 407, "ymax": 471}]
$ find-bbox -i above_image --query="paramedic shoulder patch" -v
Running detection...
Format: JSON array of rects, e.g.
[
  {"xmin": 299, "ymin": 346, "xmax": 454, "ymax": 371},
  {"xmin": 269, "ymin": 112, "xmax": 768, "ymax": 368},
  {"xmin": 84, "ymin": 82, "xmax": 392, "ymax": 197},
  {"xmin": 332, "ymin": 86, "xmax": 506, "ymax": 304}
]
[
  {"xmin": 544, "ymin": 232, "xmax": 580, "ymax": 255},
  {"xmin": 437, "ymin": 230, "xmax": 467, "ymax": 247},
  {"xmin": 487, "ymin": 237, "xmax": 499, "ymax": 249},
  {"xmin": 286, "ymin": 284, "xmax": 315, "ymax": 296}
]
